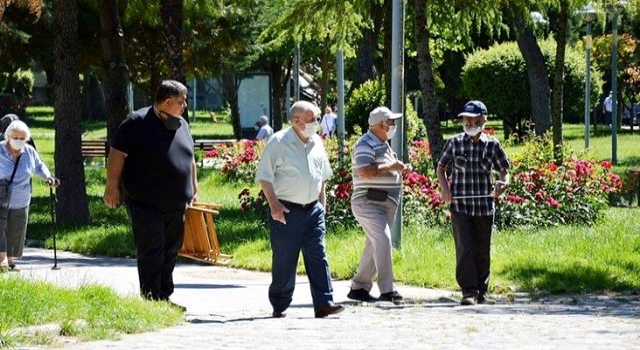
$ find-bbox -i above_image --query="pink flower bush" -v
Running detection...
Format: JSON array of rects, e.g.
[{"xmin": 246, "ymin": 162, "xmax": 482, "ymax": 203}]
[
  {"xmin": 224, "ymin": 134, "xmax": 620, "ymax": 229},
  {"xmin": 495, "ymin": 136, "xmax": 621, "ymax": 228},
  {"xmin": 204, "ymin": 139, "xmax": 262, "ymax": 182}
]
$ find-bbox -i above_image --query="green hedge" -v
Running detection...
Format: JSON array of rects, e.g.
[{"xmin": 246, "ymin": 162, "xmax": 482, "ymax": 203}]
[{"xmin": 462, "ymin": 39, "xmax": 604, "ymax": 124}]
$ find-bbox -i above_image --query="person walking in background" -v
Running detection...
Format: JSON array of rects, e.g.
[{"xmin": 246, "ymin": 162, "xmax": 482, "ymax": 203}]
[
  {"xmin": 0, "ymin": 120, "xmax": 59, "ymax": 272},
  {"xmin": 347, "ymin": 106, "xmax": 406, "ymax": 305},
  {"xmin": 103, "ymin": 80, "xmax": 198, "ymax": 310},
  {"xmin": 255, "ymin": 115, "xmax": 273, "ymax": 141},
  {"xmin": 603, "ymin": 91, "xmax": 613, "ymax": 126},
  {"xmin": 255, "ymin": 100, "xmax": 344, "ymax": 319},
  {"xmin": 320, "ymin": 106, "xmax": 337, "ymax": 138},
  {"xmin": 436, "ymin": 100, "xmax": 510, "ymax": 306}
]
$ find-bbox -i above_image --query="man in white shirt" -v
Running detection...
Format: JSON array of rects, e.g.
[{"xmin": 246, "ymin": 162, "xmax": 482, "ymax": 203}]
[
  {"xmin": 255, "ymin": 100, "xmax": 344, "ymax": 319},
  {"xmin": 255, "ymin": 115, "xmax": 273, "ymax": 140}
]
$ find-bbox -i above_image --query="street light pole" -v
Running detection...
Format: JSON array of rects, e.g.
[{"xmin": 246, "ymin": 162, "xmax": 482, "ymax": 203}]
[
  {"xmin": 582, "ymin": 5, "xmax": 597, "ymax": 149},
  {"xmin": 390, "ymin": 0, "xmax": 404, "ymax": 248},
  {"xmin": 607, "ymin": 0, "xmax": 627, "ymax": 164}
]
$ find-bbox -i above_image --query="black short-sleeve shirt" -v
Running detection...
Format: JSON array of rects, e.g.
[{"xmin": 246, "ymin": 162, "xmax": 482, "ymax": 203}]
[{"xmin": 112, "ymin": 107, "xmax": 194, "ymax": 211}]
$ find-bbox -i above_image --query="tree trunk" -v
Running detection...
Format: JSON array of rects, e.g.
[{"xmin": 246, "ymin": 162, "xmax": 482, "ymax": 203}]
[
  {"xmin": 320, "ymin": 44, "xmax": 330, "ymax": 113},
  {"xmin": 509, "ymin": 8, "xmax": 551, "ymax": 136},
  {"xmin": 160, "ymin": 0, "xmax": 188, "ymax": 121},
  {"xmin": 349, "ymin": 0, "xmax": 381, "ymax": 95},
  {"xmin": 552, "ymin": 1, "xmax": 569, "ymax": 159},
  {"xmin": 414, "ymin": 0, "xmax": 444, "ymax": 173},
  {"xmin": 53, "ymin": 0, "xmax": 91, "ymax": 225},
  {"xmin": 100, "ymin": 0, "xmax": 129, "ymax": 144},
  {"xmin": 268, "ymin": 59, "xmax": 285, "ymax": 132},
  {"xmin": 220, "ymin": 72, "xmax": 240, "ymax": 139},
  {"xmin": 81, "ymin": 72, "xmax": 106, "ymax": 121}
]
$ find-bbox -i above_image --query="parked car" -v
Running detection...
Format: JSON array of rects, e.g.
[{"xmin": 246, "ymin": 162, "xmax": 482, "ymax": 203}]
[{"xmin": 0, "ymin": 93, "xmax": 27, "ymax": 118}]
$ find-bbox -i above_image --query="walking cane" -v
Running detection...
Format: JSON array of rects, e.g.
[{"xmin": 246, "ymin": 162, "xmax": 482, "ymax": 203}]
[{"xmin": 49, "ymin": 181, "xmax": 60, "ymax": 270}]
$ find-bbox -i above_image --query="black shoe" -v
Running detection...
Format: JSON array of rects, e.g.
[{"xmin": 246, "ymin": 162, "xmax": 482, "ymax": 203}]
[
  {"xmin": 460, "ymin": 296, "xmax": 476, "ymax": 306},
  {"xmin": 477, "ymin": 295, "xmax": 496, "ymax": 305},
  {"xmin": 168, "ymin": 301, "xmax": 187, "ymax": 312},
  {"xmin": 347, "ymin": 288, "xmax": 378, "ymax": 302},
  {"xmin": 379, "ymin": 291, "xmax": 404, "ymax": 305},
  {"xmin": 272, "ymin": 310, "xmax": 287, "ymax": 318},
  {"xmin": 314, "ymin": 304, "xmax": 345, "ymax": 318}
]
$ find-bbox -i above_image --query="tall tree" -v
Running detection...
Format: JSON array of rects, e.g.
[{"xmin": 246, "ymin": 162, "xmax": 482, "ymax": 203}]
[
  {"xmin": 506, "ymin": 6, "xmax": 552, "ymax": 136},
  {"xmin": 100, "ymin": 0, "xmax": 129, "ymax": 142},
  {"xmin": 159, "ymin": 0, "xmax": 187, "ymax": 119},
  {"xmin": 413, "ymin": 0, "xmax": 442, "ymax": 171},
  {"xmin": 52, "ymin": 0, "xmax": 90, "ymax": 224},
  {"xmin": 413, "ymin": 0, "xmax": 501, "ymax": 169}
]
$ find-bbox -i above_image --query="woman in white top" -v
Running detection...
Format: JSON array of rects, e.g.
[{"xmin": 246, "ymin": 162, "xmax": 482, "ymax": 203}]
[{"xmin": 320, "ymin": 107, "xmax": 336, "ymax": 137}]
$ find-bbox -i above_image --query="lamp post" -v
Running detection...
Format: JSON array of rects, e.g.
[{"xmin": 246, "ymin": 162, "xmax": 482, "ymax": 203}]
[
  {"xmin": 606, "ymin": 0, "xmax": 627, "ymax": 164},
  {"xmin": 582, "ymin": 5, "xmax": 597, "ymax": 149}
]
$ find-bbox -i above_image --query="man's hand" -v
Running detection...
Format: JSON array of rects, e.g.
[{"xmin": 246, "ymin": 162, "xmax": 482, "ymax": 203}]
[
  {"xmin": 270, "ymin": 200, "xmax": 290, "ymax": 224},
  {"xmin": 441, "ymin": 187, "xmax": 452, "ymax": 204},
  {"xmin": 390, "ymin": 160, "xmax": 406, "ymax": 172},
  {"xmin": 493, "ymin": 180, "xmax": 509, "ymax": 198},
  {"xmin": 103, "ymin": 185, "xmax": 120, "ymax": 209}
]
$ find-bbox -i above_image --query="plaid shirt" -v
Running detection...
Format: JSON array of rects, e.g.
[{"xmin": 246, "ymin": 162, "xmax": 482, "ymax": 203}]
[{"xmin": 437, "ymin": 132, "xmax": 510, "ymax": 216}]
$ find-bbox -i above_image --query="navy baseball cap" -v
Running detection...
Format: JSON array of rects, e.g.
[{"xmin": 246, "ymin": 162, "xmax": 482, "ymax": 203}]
[{"xmin": 458, "ymin": 100, "xmax": 488, "ymax": 118}]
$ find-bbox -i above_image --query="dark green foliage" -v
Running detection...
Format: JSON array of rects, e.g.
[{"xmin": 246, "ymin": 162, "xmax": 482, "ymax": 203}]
[
  {"xmin": 462, "ymin": 39, "xmax": 604, "ymax": 127},
  {"xmin": 0, "ymin": 69, "xmax": 34, "ymax": 100},
  {"xmin": 345, "ymin": 79, "xmax": 427, "ymax": 140},
  {"xmin": 344, "ymin": 79, "xmax": 386, "ymax": 134}
]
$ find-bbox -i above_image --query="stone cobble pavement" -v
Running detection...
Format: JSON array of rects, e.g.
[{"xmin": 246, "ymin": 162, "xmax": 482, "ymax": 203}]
[{"xmin": 15, "ymin": 248, "xmax": 640, "ymax": 349}]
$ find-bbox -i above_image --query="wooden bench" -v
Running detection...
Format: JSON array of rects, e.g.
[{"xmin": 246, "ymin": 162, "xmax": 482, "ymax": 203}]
[
  {"xmin": 621, "ymin": 168, "xmax": 640, "ymax": 207},
  {"xmin": 193, "ymin": 139, "xmax": 235, "ymax": 167},
  {"xmin": 193, "ymin": 139, "xmax": 235, "ymax": 153},
  {"xmin": 179, "ymin": 202, "xmax": 232, "ymax": 265},
  {"xmin": 81, "ymin": 139, "xmax": 109, "ymax": 163}
]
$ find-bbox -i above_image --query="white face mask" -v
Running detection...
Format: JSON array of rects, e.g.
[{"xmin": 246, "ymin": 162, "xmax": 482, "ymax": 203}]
[
  {"xmin": 300, "ymin": 121, "xmax": 318, "ymax": 138},
  {"xmin": 385, "ymin": 125, "xmax": 397, "ymax": 140},
  {"xmin": 464, "ymin": 124, "xmax": 484, "ymax": 137},
  {"xmin": 9, "ymin": 139, "xmax": 26, "ymax": 150}
]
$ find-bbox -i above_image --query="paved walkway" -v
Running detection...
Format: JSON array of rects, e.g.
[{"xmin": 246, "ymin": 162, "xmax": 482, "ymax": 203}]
[{"xmin": 13, "ymin": 248, "xmax": 640, "ymax": 349}]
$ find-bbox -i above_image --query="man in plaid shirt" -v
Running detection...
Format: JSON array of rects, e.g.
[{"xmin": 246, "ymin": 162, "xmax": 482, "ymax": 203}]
[{"xmin": 436, "ymin": 100, "xmax": 510, "ymax": 306}]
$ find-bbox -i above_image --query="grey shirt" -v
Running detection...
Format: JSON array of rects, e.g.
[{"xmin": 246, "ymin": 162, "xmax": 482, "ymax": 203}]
[{"xmin": 351, "ymin": 131, "xmax": 402, "ymax": 205}]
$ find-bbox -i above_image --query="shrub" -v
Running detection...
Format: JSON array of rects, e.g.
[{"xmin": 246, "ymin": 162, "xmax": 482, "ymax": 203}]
[
  {"xmin": 462, "ymin": 39, "xmax": 604, "ymax": 126},
  {"xmin": 203, "ymin": 140, "xmax": 263, "ymax": 183},
  {"xmin": 495, "ymin": 136, "xmax": 621, "ymax": 228},
  {"xmin": 344, "ymin": 80, "xmax": 385, "ymax": 135},
  {"xmin": 345, "ymin": 79, "xmax": 427, "ymax": 141},
  {"xmin": 222, "ymin": 134, "xmax": 619, "ymax": 231}
]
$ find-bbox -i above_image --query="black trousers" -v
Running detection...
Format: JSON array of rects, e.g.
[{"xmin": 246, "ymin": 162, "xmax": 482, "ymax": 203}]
[
  {"xmin": 450, "ymin": 210, "xmax": 494, "ymax": 298},
  {"xmin": 125, "ymin": 199, "xmax": 185, "ymax": 301}
]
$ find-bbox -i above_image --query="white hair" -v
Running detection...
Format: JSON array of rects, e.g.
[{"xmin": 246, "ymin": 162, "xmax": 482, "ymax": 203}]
[
  {"xmin": 4, "ymin": 120, "xmax": 31, "ymax": 141},
  {"xmin": 290, "ymin": 101, "xmax": 320, "ymax": 119}
]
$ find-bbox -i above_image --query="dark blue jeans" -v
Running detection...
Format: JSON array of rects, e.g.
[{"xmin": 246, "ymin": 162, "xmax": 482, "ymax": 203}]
[
  {"xmin": 126, "ymin": 199, "xmax": 185, "ymax": 301},
  {"xmin": 450, "ymin": 210, "xmax": 494, "ymax": 298},
  {"xmin": 268, "ymin": 201, "xmax": 334, "ymax": 312}
]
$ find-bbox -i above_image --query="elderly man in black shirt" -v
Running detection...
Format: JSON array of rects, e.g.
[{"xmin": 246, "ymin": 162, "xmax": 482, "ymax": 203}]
[
  {"xmin": 436, "ymin": 100, "xmax": 510, "ymax": 306},
  {"xmin": 103, "ymin": 80, "xmax": 198, "ymax": 308}
]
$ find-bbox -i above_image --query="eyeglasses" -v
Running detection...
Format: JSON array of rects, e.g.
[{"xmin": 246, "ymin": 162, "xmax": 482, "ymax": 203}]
[
  {"xmin": 10, "ymin": 137, "xmax": 26, "ymax": 140},
  {"xmin": 383, "ymin": 120, "xmax": 396, "ymax": 126}
]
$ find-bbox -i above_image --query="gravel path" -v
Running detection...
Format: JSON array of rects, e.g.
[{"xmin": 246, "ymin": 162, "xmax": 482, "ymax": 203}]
[{"xmin": 14, "ymin": 248, "xmax": 640, "ymax": 349}]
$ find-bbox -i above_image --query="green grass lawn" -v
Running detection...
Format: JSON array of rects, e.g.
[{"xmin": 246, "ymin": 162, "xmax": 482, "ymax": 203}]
[{"xmin": 4, "ymin": 107, "xmax": 640, "ymax": 346}]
